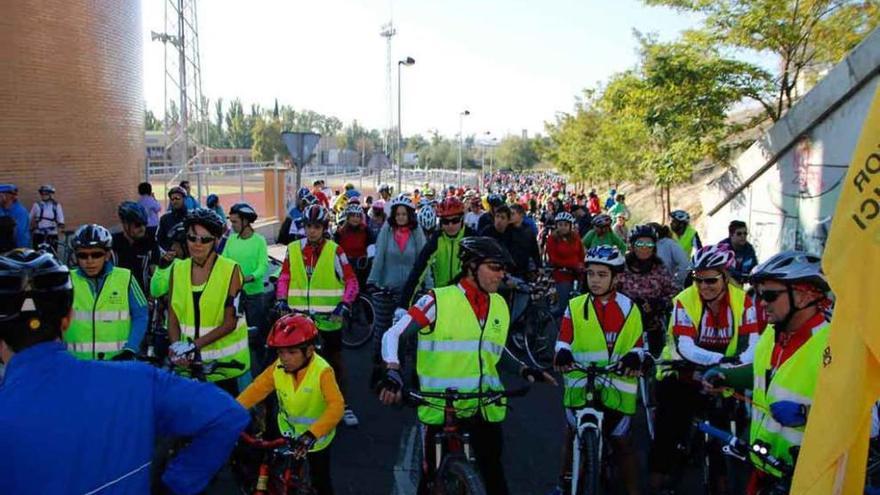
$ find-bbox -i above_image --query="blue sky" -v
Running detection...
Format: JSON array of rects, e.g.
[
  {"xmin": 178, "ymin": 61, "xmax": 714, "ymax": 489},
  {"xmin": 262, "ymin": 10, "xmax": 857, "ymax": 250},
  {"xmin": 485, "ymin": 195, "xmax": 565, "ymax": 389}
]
[{"xmin": 142, "ymin": 0, "xmax": 703, "ymax": 139}]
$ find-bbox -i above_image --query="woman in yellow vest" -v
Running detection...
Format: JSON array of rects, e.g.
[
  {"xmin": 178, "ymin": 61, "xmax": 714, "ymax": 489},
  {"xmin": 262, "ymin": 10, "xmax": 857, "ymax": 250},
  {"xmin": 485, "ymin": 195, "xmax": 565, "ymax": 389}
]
[
  {"xmin": 551, "ymin": 245, "xmax": 647, "ymax": 495},
  {"xmin": 650, "ymin": 243, "xmax": 765, "ymax": 493},
  {"xmin": 168, "ymin": 208, "xmax": 250, "ymax": 396},
  {"xmin": 377, "ymin": 237, "xmax": 555, "ymax": 495},
  {"xmin": 65, "ymin": 224, "xmax": 148, "ymax": 361},
  {"xmin": 702, "ymin": 251, "xmax": 831, "ymax": 493},
  {"xmin": 237, "ymin": 313, "xmax": 344, "ymax": 495}
]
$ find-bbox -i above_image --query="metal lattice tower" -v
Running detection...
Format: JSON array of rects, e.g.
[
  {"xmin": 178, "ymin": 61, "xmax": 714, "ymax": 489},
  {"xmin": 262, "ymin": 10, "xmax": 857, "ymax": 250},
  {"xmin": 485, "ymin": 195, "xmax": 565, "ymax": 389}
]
[
  {"xmin": 380, "ymin": 21, "xmax": 396, "ymax": 159},
  {"xmin": 151, "ymin": 0, "xmax": 209, "ymax": 196}
]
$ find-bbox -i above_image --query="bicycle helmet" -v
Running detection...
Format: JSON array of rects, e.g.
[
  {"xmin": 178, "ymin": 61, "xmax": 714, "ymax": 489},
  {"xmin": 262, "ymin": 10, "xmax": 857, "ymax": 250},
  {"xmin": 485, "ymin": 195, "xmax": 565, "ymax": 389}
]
[
  {"xmin": 297, "ymin": 187, "xmax": 311, "ymax": 200},
  {"xmin": 389, "ymin": 196, "xmax": 415, "ymax": 212},
  {"xmin": 458, "ymin": 236, "xmax": 515, "ymax": 269},
  {"xmin": 301, "ymin": 193, "xmax": 318, "ymax": 207},
  {"xmin": 344, "ymin": 204, "xmax": 364, "ymax": 217},
  {"xmin": 344, "ymin": 183, "xmax": 355, "ymax": 191},
  {"xmin": 38, "ymin": 184, "xmax": 56, "ymax": 194},
  {"xmin": 302, "ymin": 204, "xmax": 329, "ymax": 227},
  {"xmin": 690, "ymin": 244, "xmax": 735, "ymax": 271},
  {"xmin": 554, "ymin": 212, "xmax": 575, "ymax": 225},
  {"xmin": 371, "ymin": 199, "xmax": 386, "ymax": 214},
  {"xmin": 591, "ymin": 214, "xmax": 612, "ymax": 227},
  {"xmin": 229, "ymin": 203, "xmax": 258, "ymax": 223},
  {"xmin": 167, "ymin": 185, "xmax": 187, "ymax": 199},
  {"xmin": 585, "ymin": 245, "xmax": 625, "ymax": 272},
  {"xmin": 486, "ymin": 193, "xmax": 505, "ymax": 208},
  {"xmin": 0, "ymin": 249, "xmax": 73, "ymax": 323},
  {"xmin": 417, "ymin": 206, "xmax": 437, "ymax": 231},
  {"xmin": 749, "ymin": 251, "xmax": 829, "ymax": 292},
  {"xmin": 167, "ymin": 222, "xmax": 187, "ymax": 245},
  {"xmin": 436, "ymin": 197, "xmax": 465, "ymax": 218},
  {"xmin": 183, "ymin": 208, "xmax": 226, "ymax": 239},
  {"xmin": 628, "ymin": 224, "xmax": 658, "ymax": 243},
  {"xmin": 378, "ymin": 184, "xmax": 392, "ymax": 194},
  {"xmin": 205, "ymin": 194, "xmax": 219, "ymax": 208},
  {"xmin": 670, "ymin": 210, "xmax": 690, "ymax": 222},
  {"xmin": 335, "ymin": 210, "xmax": 346, "ymax": 226},
  {"xmin": 117, "ymin": 201, "xmax": 148, "ymax": 225},
  {"xmin": 71, "ymin": 224, "xmax": 113, "ymax": 250},
  {"xmin": 267, "ymin": 314, "xmax": 319, "ymax": 349}
]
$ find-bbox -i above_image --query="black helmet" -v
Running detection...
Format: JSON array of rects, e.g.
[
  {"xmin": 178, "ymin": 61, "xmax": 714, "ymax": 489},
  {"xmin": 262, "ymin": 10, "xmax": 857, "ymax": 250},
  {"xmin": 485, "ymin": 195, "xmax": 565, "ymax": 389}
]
[
  {"xmin": 183, "ymin": 208, "xmax": 226, "ymax": 238},
  {"xmin": 459, "ymin": 236, "xmax": 515, "ymax": 269},
  {"xmin": 0, "ymin": 248, "xmax": 73, "ymax": 324},
  {"xmin": 486, "ymin": 194, "xmax": 505, "ymax": 208},
  {"xmin": 629, "ymin": 224, "xmax": 657, "ymax": 243},
  {"xmin": 166, "ymin": 222, "xmax": 187, "ymax": 245},
  {"xmin": 71, "ymin": 224, "xmax": 113, "ymax": 250},
  {"xmin": 117, "ymin": 201, "xmax": 148, "ymax": 225},
  {"xmin": 229, "ymin": 203, "xmax": 258, "ymax": 223}
]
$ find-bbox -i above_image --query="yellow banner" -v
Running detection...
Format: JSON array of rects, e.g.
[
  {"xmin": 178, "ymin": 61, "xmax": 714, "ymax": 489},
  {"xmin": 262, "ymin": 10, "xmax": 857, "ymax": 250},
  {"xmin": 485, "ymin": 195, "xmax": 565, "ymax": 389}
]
[{"xmin": 790, "ymin": 82, "xmax": 880, "ymax": 494}]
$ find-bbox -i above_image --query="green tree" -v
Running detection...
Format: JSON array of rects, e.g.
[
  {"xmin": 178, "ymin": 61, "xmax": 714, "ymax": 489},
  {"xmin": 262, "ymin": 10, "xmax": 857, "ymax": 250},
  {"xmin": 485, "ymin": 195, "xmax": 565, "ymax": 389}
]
[
  {"xmin": 225, "ymin": 99, "xmax": 252, "ymax": 148},
  {"xmin": 251, "ymin": 113, "xmax": 286, "ymax": 161},
  {"xmin": 144, "ymin": 108, "xmax": 162, "ymax": 131},
  {"xmin": 496, "ymin": 136, "xmax": 540, "ymax": 170}
]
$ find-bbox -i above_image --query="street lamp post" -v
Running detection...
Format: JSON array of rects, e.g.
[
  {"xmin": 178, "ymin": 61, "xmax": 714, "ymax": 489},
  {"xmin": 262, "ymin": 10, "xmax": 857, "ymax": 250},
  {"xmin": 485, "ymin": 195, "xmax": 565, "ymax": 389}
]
[
  {"xmin": 397, "ymin": 57, "xmax": 416, "ymax": 193},
  {"xmin": 457, "ymin": 110, "xmax": 470, "ymax": 187}
]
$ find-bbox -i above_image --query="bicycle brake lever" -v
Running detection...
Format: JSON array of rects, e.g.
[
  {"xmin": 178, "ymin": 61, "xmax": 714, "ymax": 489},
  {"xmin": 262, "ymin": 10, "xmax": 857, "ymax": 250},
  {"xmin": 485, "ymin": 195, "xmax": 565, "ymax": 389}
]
[{"xmin": 721, "ymin": 444, "xmax": 746, "ymax": 461}]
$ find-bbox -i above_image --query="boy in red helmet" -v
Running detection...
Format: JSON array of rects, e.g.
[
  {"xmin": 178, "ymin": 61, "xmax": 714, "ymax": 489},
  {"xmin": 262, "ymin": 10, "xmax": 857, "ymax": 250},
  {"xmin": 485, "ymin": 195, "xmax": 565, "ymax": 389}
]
[{"xmin": 237, "ymin": 314, "xmax": 344, "ymax": 495}]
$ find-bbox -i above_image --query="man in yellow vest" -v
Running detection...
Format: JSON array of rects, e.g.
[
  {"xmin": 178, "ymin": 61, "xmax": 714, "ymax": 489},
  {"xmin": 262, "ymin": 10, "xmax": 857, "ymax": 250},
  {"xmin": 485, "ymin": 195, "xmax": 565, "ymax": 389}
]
[
  {"xmin": 237, "ymin": 313, "xmax": 344, "ymax": 495},
  {"xmin": 377, "ymin": 236, "xmax": 555, "ymax": 495},
  {"xmin": 703, "ymin": 251, "xmax": 831, "ymax": 493},
  {"xmin": 65, "ymin": 224, "xmax": 148, "ymax": 360},
  {"xmin": 650, "ymin": 243, "xmax": 765, "ymax": 493},
  {"xmin": 669, "ymin": 209, "xmax": 702, "ymax": 257},
  {"xmin": 552, "ymin": 245, "xmax": 647, "ymax": 495},
  {"xmin": 275, "ymin": 204, "xmax": 360, "ymax": 427}
]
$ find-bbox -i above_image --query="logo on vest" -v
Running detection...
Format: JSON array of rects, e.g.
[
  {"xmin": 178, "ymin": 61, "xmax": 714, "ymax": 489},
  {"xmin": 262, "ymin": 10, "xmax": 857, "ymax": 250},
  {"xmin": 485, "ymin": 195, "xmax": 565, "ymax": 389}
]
[{"xmin": 823, "ymin": 346, "xmax": 832, "ymax": 367}]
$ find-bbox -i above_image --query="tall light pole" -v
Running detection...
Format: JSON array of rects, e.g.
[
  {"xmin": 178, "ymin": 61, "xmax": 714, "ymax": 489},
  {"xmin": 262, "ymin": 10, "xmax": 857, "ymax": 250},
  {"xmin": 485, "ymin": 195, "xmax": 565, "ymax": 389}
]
[
  {"xmin": 457, "ymin": 109, "xmax": 470, "ymax": 186},
  {"xmin": 397, "ymin": 57, "xmax": 415, "ymax": 192}
]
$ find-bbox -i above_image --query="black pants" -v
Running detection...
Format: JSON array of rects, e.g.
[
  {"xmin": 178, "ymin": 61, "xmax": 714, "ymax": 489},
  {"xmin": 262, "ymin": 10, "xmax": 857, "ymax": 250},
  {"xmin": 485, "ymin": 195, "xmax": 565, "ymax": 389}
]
[
  {"xmin": 308, "ymin": 447, "xmax": 334, "ymax": 495},
  {"xmin": 418, "ymin": 416, "xmax": 508, "ymax": 495}
]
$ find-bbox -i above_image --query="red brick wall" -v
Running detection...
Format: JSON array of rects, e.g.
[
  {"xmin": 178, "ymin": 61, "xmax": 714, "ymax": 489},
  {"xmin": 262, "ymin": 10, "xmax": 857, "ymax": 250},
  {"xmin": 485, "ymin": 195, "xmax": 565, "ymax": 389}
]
[{"xmin": 0, "ymin": 0, "xmax": 144, "ymax": 230}]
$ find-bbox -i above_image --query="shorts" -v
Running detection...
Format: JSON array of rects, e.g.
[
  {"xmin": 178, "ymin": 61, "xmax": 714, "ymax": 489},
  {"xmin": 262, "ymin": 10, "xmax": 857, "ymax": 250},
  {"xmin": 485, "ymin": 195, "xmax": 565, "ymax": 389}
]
[{"xmin": 565, "ymin": 407, "xmax": 631, "ymax": 437}]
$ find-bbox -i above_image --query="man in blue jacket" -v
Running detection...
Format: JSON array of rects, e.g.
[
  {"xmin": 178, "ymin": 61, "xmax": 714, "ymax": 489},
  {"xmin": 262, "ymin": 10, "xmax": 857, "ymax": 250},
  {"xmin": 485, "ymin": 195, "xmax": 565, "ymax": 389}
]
[
  {"xmin": 0, "ymin": 248, "xmax": 249, "ymax": 495},
  {"xmin": 0, "ymin": 184, "xmax": 32, "ymax": 248}
]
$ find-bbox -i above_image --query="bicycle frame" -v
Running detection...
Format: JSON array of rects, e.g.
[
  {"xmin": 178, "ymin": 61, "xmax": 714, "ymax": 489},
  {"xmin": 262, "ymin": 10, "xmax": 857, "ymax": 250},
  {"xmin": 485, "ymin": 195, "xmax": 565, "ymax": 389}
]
[
  {"xmin": 569, "ymin": 363, "xmax": 616, "ymax": 494},
  {"xmin": 237, "ymin": 432, "xmax": 312, "ymax": 495}
]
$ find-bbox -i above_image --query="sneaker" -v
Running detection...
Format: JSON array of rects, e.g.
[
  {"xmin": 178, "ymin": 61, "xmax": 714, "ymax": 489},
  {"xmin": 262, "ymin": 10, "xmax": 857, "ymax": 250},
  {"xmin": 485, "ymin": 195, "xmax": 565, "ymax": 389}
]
[{"xmin": 342, "ymin": 406, "xmax": 359, "ymax": 427}]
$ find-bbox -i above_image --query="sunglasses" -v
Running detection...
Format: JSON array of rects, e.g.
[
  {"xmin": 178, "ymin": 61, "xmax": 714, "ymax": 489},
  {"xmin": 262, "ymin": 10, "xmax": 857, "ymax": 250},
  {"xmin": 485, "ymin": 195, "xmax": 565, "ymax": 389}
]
[
  {"xmin": 76, "ymin": 251, "xmax": 106, "ymax": 260},
  {"xmin": 187, "ymin": 234, "xmax": 216, "ymax": 244},
  {"xmin": 694, "ymin": 276, "xmax": 722, "ymax": 286},
  {"xmin": 756, "ymin": 289, "xmax": 786, "ymax": 303},
  {"xmin": 440, "ymin": 217, "xmax": 463, "ymax": 226},
  {"xmin": 633, "ymin": 240, "xmax": 655, "ymax": 249}
]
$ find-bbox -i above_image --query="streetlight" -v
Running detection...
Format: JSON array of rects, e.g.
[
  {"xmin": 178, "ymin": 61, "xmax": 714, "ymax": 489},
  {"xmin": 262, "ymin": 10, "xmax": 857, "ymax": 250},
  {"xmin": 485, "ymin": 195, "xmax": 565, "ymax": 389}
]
[
  {"xmin": 457, "ymin": 109, "xmax": 470, "ymax": 186},
  {"xmin": 397, "ymin": 56, "xmax": 416, "ymax": 192}
]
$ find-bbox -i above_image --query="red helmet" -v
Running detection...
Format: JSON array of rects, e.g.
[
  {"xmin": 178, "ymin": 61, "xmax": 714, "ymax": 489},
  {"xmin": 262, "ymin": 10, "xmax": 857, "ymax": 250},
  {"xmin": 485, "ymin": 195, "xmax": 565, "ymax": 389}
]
[
  {"xmin": 267, "ymin": 314, "xmax": 318, "ymax": 348},
  {"xmin": 436, "ymin": 197, "xmax": 465, "ymax": 218}
]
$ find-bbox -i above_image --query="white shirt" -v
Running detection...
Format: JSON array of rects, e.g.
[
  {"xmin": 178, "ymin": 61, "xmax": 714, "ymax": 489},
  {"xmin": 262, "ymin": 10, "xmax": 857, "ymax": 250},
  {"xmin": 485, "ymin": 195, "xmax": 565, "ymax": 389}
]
[{"xmin": 29, "ymin": 200, "xmax": 64, "ymax": 234}]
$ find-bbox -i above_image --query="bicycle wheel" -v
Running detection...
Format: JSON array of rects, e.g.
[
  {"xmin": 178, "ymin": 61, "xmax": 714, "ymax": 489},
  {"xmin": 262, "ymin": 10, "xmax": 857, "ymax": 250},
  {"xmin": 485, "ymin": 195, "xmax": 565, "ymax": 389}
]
[
  {"xmin": 433, "ymin": 457, "xmax": 487, "ymax": 495},
  {"xmin": 523, "ymin": 307, "xmax": 557, "ymax": 369},
  {"xmin": 342, "ymin": 295, "xmax": 374, "ymax": 348},
  {"xmin": 576, "ymin": 429, "xmax": 601, "ymax": 495}
]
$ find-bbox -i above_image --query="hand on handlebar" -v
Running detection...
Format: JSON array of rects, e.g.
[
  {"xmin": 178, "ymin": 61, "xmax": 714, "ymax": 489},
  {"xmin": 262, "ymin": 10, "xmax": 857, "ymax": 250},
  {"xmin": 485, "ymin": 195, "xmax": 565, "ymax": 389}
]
[
  {"xmin": 291, "ymin": 431, "xmax": 316, "ymax": 460},
  {"xmin": 169, "ymin": 341, "xmax": 197, "ymax": 366},
  {"xmin": 554, "ymin": 348, "xmax": 575, "ymax": 372},
  {"xmin": 701, "ymin": 367, "xmax": 727, "ymax": 392},
  {"xmin": 330, "ymin": 302, "xmax": 350, "ymax": 322},
  {"xmin": 520, "ymin": 366, "xmax": 558, "ymax": 386},
  {"xmin": 378, "ymin": 366, "xmax": 404, "ymax": 406},
  {"xmin": 617, "ymin": 351, "xmax": 643, "ymax": 377}
]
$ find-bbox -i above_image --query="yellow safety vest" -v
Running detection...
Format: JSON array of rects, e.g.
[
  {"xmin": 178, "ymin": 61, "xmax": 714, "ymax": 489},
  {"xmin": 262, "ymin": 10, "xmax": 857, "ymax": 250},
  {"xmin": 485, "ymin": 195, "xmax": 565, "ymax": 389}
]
[
  {"xmin": 287, "ymin": 240, "xmax": 345, "ymax": 331},
  {"xmin": 660, "ymin": 283, "xmax": 746, "ymax": 364},
  {"xmin": 66, "ymin": 268, "xmax": 133, "ymax": 360},
  {"xmin": 274, "ymin": 354, "xmax": 336, "ymax": 452},
  {"xmin": 672, "ymin": 225, "xmax": 698, "ymax": 256}
]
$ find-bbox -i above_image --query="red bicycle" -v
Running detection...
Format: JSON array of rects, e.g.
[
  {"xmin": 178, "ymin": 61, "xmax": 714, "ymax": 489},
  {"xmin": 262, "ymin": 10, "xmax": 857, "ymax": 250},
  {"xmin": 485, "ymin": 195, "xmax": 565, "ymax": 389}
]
[{"xmin": 232, "ymin": 432, "xmax": 315, "ymax": 495}]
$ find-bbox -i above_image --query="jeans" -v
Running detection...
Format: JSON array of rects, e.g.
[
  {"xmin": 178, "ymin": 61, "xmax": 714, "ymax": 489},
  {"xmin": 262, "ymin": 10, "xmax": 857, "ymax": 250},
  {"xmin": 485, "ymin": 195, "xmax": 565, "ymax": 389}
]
[{"xmin": 553, "ymin": 281, "xmax": 573, "ymax": 317}]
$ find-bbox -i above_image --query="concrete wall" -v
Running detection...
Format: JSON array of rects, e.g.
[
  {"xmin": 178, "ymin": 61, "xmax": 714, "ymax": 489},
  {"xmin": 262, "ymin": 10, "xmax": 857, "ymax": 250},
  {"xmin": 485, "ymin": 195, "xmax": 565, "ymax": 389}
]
[
  {"xmin": 702, "ymin": 28, "xmax": 880, "ymax": 260},
  {"xmin": 0, "ymin": 0, "xmax": 144, "ymax": 230}
]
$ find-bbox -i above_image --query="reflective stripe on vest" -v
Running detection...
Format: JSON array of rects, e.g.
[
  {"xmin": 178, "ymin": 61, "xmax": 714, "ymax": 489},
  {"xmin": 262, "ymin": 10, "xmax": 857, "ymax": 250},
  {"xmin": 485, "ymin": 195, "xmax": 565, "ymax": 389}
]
[
  {"xmin": 749, "ymin": 322, "xmax": 829, "ymax": 476},
  {"xmin": 171, "ymin": 256, "xmax": 250, "ymax": 381},
  {"xmin": 65, "ymin": 268, "xmax": 132, "ymax": 360},
  {"xmin": 659, "ymin": 284, "xmax": 746, "ymax": 366},
  {"xmin": 286, "ymin": 240, "xmax": 345, "ymax": 330},
  {"xmin": 563, "ymin": 293, "xmax": 643, "ymax": 414},
  {"xmin": 416, "ymin": 285, "xmax": 510, "ymax": 425},
  {"xmin": 274, "ymin": 354, "xmax": 336, "ymax": 452}
]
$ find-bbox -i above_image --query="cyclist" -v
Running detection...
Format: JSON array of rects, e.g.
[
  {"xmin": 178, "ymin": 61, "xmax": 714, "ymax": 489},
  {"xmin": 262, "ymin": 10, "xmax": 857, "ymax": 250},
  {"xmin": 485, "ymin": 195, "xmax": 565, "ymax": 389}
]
[
  {"xmin": 223, "ymin": 203, "xmax": 270, "ymax": 370},
  {"xmin": 275, "ymin": 204, "xmax": 360, "ymax": 427},
  {"xmin": 237, "ymin": 314, "xmax": 344, "ymax": 495},
  {"xmin": 157, "ymin": 185, "xmax": 189, "ymax": 251},
  {"xmin": 377, "ymin": 236, "xmax": 554, "ymax": 495},
  {"xmin": 551, "ymin": 244, "xmax": 646, "ymax": 495},
  {"xmin": 649, "ymin": 243, "xmax": 764, "ymax": 493},
  {"xmin": 717, "ymin": 220, "xmax": 758, "ymax": 286},
  {"xmin": 703, "ymin": 251, "xmax": 831, "ymax": 494},
  {"xmin": 66, "ymin": 224, "xmax": 148, "ymax": 361},
  {"xmin": 464, "ymin": 195, "xmax": 483, "ymax": 231},
  {"xmin": 367, "ymin": 199, "xmax": 386, "ymax": 237},
  {"xmin": 113, "ymin": 201, "xmax": 160, "ymax": 295},
  {"xmin": 581, "ymin": 214, "xmax": 627, "ymax": 252},
  {"xmin": 151, "ymin": 223, "xmax": 187, "ymax": 299},
  {"xmin": 546, "ymin": 211, "xmax": 585, "ymax": 317},
  {"xmin": 167, "ymin": 208, "xmax": 250, "ymax": 396},
  {"xmin": 669, "ymin": 209, "xmax": 702, "ymax": 257},
  {"xmin": 206, "ymin": 193, "xmax": 226, "ymax": 222},
  {"xmin": 179, "ymin": 180, "xmax": 200, "ymax": 210},
  {"xmin": 0, "ymin": 184, "xmax": 31, "ymax": 248},
  {"xmin": 29, "ymin": 184, "xmax": 65, "ymax": 250},
  {"xmin": 651, "ymin": 222, "xmax": 690, "ymax": 288},
  {"xmin": 334, "ymin": 203, "xmax": 376, "ymax": 289},
  {"xmin": 400, "ymin": 196, "xmax": 474, "ymax": 308},
  {"xmin": 476, "ymin": 193, "xmax": 505, "ymax": 233},
  {"xmin": 0, "ymin": 248, "xmax": 248, "ymax": 494},
  {"xmin": 617, "ymin": 225, "xmax": 677, "ymax": 356}
]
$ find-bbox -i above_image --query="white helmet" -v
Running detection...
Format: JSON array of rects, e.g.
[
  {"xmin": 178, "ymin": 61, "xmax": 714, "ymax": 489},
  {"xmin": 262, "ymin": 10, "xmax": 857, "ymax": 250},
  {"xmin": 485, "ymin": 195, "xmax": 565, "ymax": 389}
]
[
  {"xmin": 417, "ymin": 206, "xmax": 437, "ymax": 231},
  {"xmin": 670, "ymin": 210, "xmax": 690, "ymax": 222},
  {"xmin": 390, "ymin": 196, "xmax": 415, "ymax": 211},
  {"xmin": 585, "ymin": 245, "xmax": 625, "ymax": 272},
  {"xmin": 554, "ymin": 212, "xmax": 575, "ymax": 225},
  {"xmin": 690, "ymin": 244, "xmax": 734, "ymax": 271}
]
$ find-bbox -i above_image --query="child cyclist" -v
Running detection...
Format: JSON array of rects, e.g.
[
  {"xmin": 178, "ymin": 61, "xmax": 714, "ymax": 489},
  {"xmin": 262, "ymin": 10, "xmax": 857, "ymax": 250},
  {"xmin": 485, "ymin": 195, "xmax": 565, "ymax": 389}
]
[
  {"xmin": 550, "ymin": 245, "xmax": 649, "ymax": 495},
  {"xmin": 236, "ymin": 314, "xmax": 344, "ymax": 495}
]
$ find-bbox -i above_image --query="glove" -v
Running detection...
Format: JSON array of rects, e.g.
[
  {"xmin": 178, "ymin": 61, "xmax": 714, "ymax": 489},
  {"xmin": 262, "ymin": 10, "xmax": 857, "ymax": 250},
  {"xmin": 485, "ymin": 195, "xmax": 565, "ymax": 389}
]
[
  {"xmin": 169, "ymin": 341, "xmax": 197, "ymax": 359},
  {"xmin": 618, "ymin": 351, "xmax": 642, "ymax": 372},
  {"xmin": 379, "ymin": 368, "xmax": 404, "ymax": 394},
  {"xmin": 521, "ymin": 367, "xmax": 550, "ymax": 383},
  {"xmin": 702, "ymin": 367, "xmax": 727, "ymax": 387},
  {"xmin": 719, "ymin": 355, "xmax": 741, "ymax": 365},
  {"xmin": 554, "ymin": 348, "xmax": 574, "ymax": 368},
  {"xmin": 332, "ymin": 302, "xmax": 351, "ymax": 318},
  {"xmin": 291, "ymin": 431, "xmax": 317, "ymax": 459},
  {"xmin": 640, "ymin": 353, "xmax": 656, "ymax": 374},
  {"xmin": 111, "ymin": 349, "xmax": 136, "ymax": 361},
  {"xmin": 770, "ymin": 401, "xmax": 808, "ymax": 427},
  {"xmin": 274, "ymin": 300, "xmax": 291, "ymax": 315}
]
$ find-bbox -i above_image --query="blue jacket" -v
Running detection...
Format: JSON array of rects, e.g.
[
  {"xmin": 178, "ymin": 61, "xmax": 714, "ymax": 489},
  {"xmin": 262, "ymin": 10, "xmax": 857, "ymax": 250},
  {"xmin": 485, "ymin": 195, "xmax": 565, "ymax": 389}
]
[
  {"xmin": 75, "ymin": 262, "xmax": 149, "ymax": 353},
  {"xmin": 0, "ymin": 342, "xmax": 249, "ymax": 494},
  {"xmin": 0, "ymin": 200, "xmax": 31, "ymax": 248}
]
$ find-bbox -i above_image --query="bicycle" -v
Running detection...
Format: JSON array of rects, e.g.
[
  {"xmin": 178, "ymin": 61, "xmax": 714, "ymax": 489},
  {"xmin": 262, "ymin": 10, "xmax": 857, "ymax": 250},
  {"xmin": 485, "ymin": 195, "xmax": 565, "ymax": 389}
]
[
  {"xmin": 232, "ymin": 432, "xmax": 315, "ymax": 495},
  {"xmin": 405, "ymin": 385, "xmax": 531, "ymax": 495},
  {"xmin": 342, "ymin": 292, "xmax": 374, "ymax": 348},
  {"xmin": 505, "ymin": 274, "xmax": 557, "ymax": 369},
  {"xmin": 696, "ymin": 421, "xmax": 791, "ymax": 495}
]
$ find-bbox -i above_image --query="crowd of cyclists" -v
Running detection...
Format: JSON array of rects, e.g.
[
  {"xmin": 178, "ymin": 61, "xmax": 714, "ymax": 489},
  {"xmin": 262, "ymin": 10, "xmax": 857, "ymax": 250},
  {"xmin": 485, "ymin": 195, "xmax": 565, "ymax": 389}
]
[{"xmin": 0, "ymin": 171, "xmax": 859, "ymax": 495}]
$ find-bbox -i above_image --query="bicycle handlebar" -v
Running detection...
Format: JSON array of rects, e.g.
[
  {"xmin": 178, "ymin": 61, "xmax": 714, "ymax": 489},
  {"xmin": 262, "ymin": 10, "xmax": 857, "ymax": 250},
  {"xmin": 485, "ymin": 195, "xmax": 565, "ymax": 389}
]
[
  {"xmin": 239, "ymin": 432, "xmax": 289, "ymax": 450},
  {"xmin": 406, "ymin": 384, "xmax": 531, "ymax": 405},
  {"xmin": 696, "ymin": 421, "xmax": 793, "ymax": 478}
]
